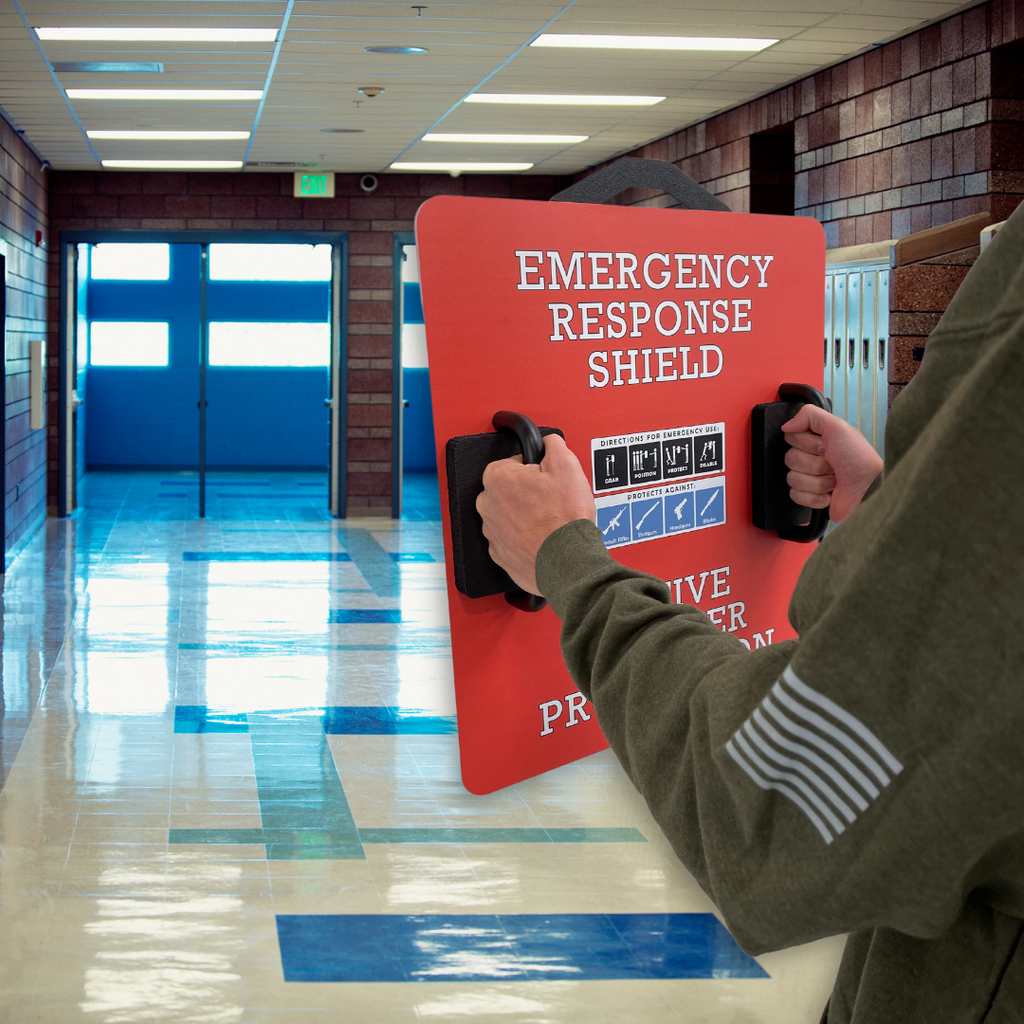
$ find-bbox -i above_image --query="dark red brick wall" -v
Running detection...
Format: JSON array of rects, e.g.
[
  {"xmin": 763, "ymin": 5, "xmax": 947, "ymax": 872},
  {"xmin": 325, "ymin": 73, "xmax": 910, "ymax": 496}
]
[
  {"xmin": 46, "ymin": 170, "xmax": 570, "ymax": 514},
  {"xmin": 888, "ymin": 244, "xmax": 980, "ymax": 405},
  {"xmin": 1, "ymin": 115, "xmax": 48, "ymax": 551},
  {"xmin": 594, "ymin": 0, "xmax": 1024, "ymax": 248}
]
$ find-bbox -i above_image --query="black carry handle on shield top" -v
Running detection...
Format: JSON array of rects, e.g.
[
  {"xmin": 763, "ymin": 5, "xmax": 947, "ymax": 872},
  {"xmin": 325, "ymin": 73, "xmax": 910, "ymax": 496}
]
[{"xmin": 751, "ymin": 383, "xmax": 832, "ymax": 543}]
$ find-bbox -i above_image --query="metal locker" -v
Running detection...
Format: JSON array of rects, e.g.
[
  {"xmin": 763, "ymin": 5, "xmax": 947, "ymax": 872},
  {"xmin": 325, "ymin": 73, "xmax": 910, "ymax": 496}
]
[
  {"xmin": 830, "ymin": 273, "xmax": 848, "ymax": 424},
  {"xmin": 822, "ymin": 261, "xmax": 889, "ymax": 459}
]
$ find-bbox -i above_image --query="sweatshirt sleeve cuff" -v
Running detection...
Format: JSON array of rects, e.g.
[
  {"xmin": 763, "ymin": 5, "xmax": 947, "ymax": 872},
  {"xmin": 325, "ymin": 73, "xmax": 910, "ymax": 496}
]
[{"xmin": 535, "ymin": 519, "xmax": 615, "ymax": 619}]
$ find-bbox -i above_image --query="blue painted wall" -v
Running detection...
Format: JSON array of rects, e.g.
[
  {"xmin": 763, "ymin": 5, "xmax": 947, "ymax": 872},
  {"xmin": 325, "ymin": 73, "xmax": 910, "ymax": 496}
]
[{"xmin": 86, "ymin": 244, "xmax": 330, "ymax": 469}]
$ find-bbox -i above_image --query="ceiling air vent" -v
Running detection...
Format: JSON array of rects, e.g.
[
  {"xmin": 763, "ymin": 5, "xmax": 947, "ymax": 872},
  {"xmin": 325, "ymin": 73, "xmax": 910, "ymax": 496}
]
[{"xmin": 53, "ymin": 62, "xmax": 164, "ymax": 73}]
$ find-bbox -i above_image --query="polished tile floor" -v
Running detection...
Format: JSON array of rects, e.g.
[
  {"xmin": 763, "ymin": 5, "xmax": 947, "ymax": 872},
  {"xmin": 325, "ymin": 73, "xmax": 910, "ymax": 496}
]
[{"xmin": 0, "ymin": 470, "xmax": 844, "ymax": 1022}]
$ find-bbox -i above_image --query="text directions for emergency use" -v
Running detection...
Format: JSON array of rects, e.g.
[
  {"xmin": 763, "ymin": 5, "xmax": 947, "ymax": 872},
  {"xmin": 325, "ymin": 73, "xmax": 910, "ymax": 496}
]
[{"xmin": 591, "ymin": 422, "xmax": 725, "ymax": 494}]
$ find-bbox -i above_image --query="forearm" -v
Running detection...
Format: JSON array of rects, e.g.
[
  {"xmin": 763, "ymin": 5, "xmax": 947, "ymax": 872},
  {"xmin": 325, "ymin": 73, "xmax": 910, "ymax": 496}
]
[{"xmin": 536, "ymin": 520, "xmax": 809, "ymax": 951}]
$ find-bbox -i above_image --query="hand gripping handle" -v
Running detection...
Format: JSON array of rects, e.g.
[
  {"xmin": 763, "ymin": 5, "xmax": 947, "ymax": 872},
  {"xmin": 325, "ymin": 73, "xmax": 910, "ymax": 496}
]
[
  {"xmin": 776, "ymin": 383, "xmax": 831, "ymax": 543},
  {"xmin": 491, "ymin": 411, "xmax": 548, "ymax": 612}
]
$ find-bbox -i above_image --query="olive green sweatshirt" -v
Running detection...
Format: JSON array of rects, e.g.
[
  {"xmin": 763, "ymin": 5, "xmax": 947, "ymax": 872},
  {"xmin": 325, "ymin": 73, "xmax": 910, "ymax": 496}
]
[{"xmin": 536, "ymin": 203, "xmax": 1024, "ymax": 1022}]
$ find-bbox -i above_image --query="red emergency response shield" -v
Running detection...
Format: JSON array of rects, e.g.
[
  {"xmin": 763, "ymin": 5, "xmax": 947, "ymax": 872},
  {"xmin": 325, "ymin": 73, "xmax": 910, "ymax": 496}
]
[{"xmin": 415, "ymin": 196, "xmax": 825, "ymax": 795}]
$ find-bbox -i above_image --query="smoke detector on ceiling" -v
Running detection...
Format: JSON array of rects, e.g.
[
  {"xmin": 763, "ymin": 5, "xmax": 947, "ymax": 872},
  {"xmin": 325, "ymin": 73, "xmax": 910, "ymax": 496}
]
[{"xmin": 358, "ymin": 86, "xmax": 385, "ymax": 98}]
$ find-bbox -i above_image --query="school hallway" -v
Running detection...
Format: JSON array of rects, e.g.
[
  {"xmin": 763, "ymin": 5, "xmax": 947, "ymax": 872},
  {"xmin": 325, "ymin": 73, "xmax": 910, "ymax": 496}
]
[{"xmin": 0, "ymin": 471, "xmax": 844, "ymax": 1023}]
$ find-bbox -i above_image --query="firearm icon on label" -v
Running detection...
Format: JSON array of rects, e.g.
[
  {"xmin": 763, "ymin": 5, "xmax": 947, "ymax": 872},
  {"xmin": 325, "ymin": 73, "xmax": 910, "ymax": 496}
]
[
  {"xmin": 672, "ymin": 496, "xmax": 689, "ymax": 521},
  {"xmin": 635, "ymin": 503, "xmax": 659, "ymax": 530},
  {"xmin": 602, "ymin": 506, "xmax": 627, "ymax": 536}
]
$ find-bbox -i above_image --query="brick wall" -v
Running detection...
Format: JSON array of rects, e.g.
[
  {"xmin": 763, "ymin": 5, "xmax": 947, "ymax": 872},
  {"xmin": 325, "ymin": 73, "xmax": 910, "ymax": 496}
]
[
  {"xmin": 597, "ymin": 0, "xmax": 1024, "ymax": 248},
  {"xmin": 46, "ymin": 170, "xmax": 570, "ymax": 515},
  {"xmin": 1, "ymin": 115, "xmax": 48, "ymax": 552}
]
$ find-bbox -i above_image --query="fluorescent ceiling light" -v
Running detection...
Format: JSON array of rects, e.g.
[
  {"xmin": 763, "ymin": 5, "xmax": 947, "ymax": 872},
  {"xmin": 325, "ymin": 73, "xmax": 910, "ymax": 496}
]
[
  {"xmin": 88, "ymin": 130, "xmax": 250, "ymax": 140},
  {"xmin": 101, "ymin": 159, "xmax": 244, "ymax": 169},
  {"xmin": 466, "ymin": 93, "xmax": 664, "ymax": 106},
  {"xmin": 67, "ymin": 89, "xmax": 262, "ymax": 100},
  {"xmin": 391, "ymin": 162, "xmax": 533, "ymax": 172},
  {"xmin": 423, "ymin": 133, "xmax": 587, "ymax": 144},
  {"xmin": 35, "ymin": 27, "xmax": 277, "ymax": 42},
  {"xmin": 532, "ymin": 33, "xmax": 777, "ymax": 51},
  {"xmin": 365, "ymin": 45, "xmax": 426, "ymax": 54}
]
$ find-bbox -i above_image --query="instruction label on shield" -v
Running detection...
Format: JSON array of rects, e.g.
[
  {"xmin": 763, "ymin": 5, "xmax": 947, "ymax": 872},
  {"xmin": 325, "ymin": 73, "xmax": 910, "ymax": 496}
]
[
  {"xmin": 591, "ymin": 422, "xmax": 725, "ymax": 493},
  {"xmin": 596, "ymin": 474, "xmax": 727, "ymax": 549}
]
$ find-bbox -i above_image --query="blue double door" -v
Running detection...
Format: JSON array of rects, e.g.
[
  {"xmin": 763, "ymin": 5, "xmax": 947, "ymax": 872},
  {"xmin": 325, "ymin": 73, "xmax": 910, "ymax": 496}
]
[{"xmin": 85, "ymin": 243, "xmax": 331, "ymax": 471}]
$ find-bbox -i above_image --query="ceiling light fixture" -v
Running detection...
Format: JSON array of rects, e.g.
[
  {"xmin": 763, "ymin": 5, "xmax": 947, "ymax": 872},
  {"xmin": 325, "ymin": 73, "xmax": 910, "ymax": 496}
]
[
  {"xmin": 391, "ymin": 161, "xmax": 533, "ymax": 172},
  {"xmin": 35, "ymin": 27, "xmax": 278, "ymax": 42},
  {"xmin": 88, "ymin": 130, "xmax": 250, "ymax": 140},
  {"xmin": 365, "ymin": 45, "xmax": 427, "ymax": 54},
  {"xmin": 319, "ymin": 128, "xmax": 365, "ymax": 133},
  {"xmin": 531, "ymin": 33, "xmax": 777, "ymax": 51},
  {"xmin": 67, "ymin": 89, "xmax": 263, "ymax": 100},
  {"xmin": 101, "ymin": 159, "xmax": 244, "ymax": 168},
  {"xmin": 465, "ymin": 94, "xmax": 664, "ymax": 106},
  {"xmin": 423, "ymin": 133, "xmax": 587, "ymax": 144},
  {"xmin": 52, "ymin": 61, "xmax": 163, "ymax": 73}
]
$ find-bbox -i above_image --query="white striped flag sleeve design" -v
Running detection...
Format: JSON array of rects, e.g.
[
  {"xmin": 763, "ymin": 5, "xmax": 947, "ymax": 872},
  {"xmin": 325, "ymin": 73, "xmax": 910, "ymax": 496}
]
[{"xmin": 726, "ymin": 666, "xmax": 904, "ymax": 845}]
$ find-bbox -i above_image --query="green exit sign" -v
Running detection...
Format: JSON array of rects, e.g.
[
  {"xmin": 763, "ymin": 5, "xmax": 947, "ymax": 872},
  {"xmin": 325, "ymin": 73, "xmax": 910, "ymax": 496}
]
[{"xmin": 294, "ymin": 171, "xmax": 335, "ymax": 198}]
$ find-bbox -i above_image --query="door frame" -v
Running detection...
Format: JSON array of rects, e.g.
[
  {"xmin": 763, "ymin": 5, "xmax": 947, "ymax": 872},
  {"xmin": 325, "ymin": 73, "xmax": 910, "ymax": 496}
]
[
  {"xmin": 0, "ymin": 253, "xmax": 6, "ymax": 564},
  {"xmin": 57, "ymin": 229, "xmax": 349, "ymax": 517},
  {"xmin": 392, "ymin": 231, "xmax": 415, "ymax": 518}
]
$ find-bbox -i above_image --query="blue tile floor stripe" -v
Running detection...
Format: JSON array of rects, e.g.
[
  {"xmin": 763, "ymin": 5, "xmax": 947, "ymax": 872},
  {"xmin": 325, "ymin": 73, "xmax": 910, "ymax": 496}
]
[
  {"xmin": 358, "ymin": 828, "xmax": 646, "ymax": 844},
  {"xmin": 275, "ymin": 913, "xmax": 768, "ymax": 982},
  {"xmin": 170, "ymin": 713, "xmax": 365, "ymax": 860},
  {"xmin": 174, "ymin": 706, "xmax": 248, "ymax": 733},
  {"xmin": 183, "ymin": 552, "xmax": 352, "ymax": 562},
  {"xmin": 333, "ymin": 528, "xmax": 402, "ymax": 598},
  {"xmin": 329, "ymin": 609, "xmax": 402, "ymax": 624},
  {"xmin": 319, "ymin": 707, "xmax": 456, "ymax": 735},
  {"xmin": 173, "ymin": 706, "xmax": 456, "ymax": 735}
]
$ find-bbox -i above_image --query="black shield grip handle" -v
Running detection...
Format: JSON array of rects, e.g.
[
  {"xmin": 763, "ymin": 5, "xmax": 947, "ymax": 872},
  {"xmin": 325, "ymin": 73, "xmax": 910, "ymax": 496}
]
[
  {"xmin": 491, "ymin": 411, "xmax": 548, "ymax": 612},
  {"xmin": 776, "ymin": 383, "xmax": 831, "ymax": 543}
]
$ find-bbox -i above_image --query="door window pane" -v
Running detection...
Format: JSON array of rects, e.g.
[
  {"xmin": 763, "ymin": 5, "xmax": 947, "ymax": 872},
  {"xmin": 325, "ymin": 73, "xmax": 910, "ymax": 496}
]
[
  {"xmin": 90, "ymin": 243, "xmax": 170, "ymax": 280},
  {"xmin": 208, "ymin": 322, "xmax": 330, "ymax": 366},
  {"xmin": 208, "ymin": 244, "xmax": 331, "ymax": 281},
  {"xmin": 401, "ymin": 244, "xmax": 428, "ymax": 368},
  {"xmin": 89, "ymin": 322, "xmax": 169, "ymax": 366}
]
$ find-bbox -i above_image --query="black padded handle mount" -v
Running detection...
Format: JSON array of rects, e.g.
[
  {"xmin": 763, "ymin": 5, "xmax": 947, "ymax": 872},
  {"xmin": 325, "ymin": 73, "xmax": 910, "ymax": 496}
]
[
  {"xmin": 776, "ymin": 383, "xmax": 831, "ymax": 544},
  {"xmin": 491, "ymin": 411, "xmax": 548, "ymax": 612}
]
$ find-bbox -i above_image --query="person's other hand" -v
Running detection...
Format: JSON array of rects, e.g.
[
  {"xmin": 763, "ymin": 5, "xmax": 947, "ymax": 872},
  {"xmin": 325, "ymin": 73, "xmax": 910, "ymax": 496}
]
[
  {"xmin": 781, "ymin": 405, "xmax": 883, "ymax": 522},
  {"xmin": 476, "ymin": 434, "xmax": 597, "ymax": 596}
]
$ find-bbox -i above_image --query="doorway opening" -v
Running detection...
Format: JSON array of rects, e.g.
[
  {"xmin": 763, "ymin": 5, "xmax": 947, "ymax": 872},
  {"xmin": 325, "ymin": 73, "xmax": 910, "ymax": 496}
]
[
  {"xmin": 59, "ymin": 231, "xmax": 347, "ymax": 520},
  {"xmin": 749, "ymin": 125, "xmax": 796, "ymax": 217},
  {"xmin": 394, "ymin": 237, "xmax": 440, "ymax": 521}
]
